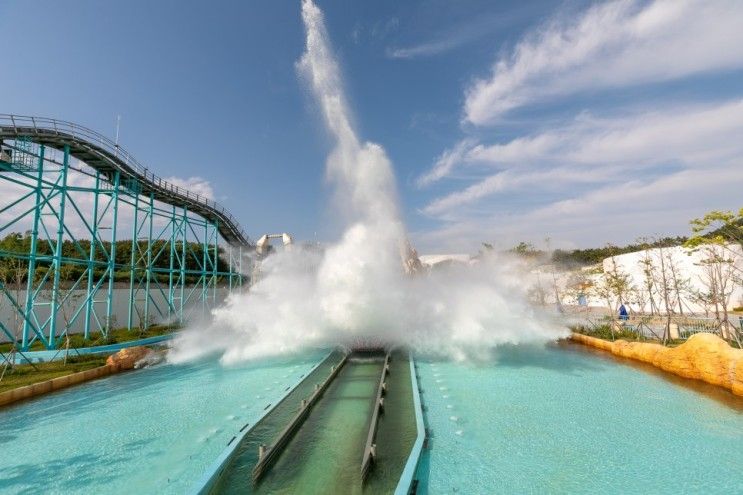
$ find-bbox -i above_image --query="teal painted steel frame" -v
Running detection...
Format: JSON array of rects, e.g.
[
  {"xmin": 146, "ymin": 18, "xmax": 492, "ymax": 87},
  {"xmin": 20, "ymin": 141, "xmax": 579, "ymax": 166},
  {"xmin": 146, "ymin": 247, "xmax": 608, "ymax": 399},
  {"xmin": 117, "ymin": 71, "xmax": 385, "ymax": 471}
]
[
  {"xmin": 11, "ymin": 332, "xmax": 176, "ymax": 365},
  {"xmin": 0, "ymin": 135, "xmax": 247, "ymax": 350}
]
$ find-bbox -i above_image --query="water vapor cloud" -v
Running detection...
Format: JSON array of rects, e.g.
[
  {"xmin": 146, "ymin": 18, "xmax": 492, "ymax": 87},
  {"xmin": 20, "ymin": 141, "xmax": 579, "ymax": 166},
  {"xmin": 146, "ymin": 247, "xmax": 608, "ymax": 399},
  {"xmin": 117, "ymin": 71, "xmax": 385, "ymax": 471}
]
[{"xmin": 169, "ymin": 0, "xmax": 566, "ymax": 365}]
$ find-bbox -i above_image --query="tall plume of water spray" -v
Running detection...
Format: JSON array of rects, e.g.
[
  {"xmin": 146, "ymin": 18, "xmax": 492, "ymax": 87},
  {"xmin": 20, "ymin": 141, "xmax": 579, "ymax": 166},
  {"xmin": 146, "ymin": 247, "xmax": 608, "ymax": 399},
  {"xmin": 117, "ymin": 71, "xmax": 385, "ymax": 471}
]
[{"xmin": 169, "ymin": 0, "xmax": 567, "ymax": 365}]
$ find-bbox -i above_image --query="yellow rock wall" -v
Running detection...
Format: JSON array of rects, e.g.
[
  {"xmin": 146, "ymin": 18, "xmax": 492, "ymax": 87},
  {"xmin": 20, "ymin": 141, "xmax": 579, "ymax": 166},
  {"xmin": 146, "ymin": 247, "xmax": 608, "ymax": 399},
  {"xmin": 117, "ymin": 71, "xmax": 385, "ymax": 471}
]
[
  {"xmin": 571, "ymin": 332, "xmax": 743, "ymax": 397},
  {"xmin": 106, "ymin": 346, "xmax": 153, "ymax": 370}
]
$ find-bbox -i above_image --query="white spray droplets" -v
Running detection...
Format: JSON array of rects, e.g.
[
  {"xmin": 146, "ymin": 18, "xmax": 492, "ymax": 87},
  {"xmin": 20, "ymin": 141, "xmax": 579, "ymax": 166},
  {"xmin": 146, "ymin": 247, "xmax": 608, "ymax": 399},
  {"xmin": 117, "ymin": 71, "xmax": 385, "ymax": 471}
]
[{"xmin": 167, "ymin": 0, "xmax": 567, "ymax": 367}]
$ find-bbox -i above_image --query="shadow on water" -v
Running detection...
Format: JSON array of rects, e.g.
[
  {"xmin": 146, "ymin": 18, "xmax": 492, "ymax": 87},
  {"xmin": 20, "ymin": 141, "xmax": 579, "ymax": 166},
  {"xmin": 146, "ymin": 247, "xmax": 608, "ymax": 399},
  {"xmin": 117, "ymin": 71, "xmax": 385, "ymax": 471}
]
[{"xmin": 565, "ymin": 340, "xmax": 743, "ymax": 413}]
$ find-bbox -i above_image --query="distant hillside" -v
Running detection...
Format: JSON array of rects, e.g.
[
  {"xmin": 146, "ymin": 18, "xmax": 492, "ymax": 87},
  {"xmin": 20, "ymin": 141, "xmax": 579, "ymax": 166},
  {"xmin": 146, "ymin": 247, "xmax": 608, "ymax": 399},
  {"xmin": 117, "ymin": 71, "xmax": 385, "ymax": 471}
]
[
  {"xmin": 502, "ymin": 237, "xmax": 689, "ymax": 268},
  {"xmin": 551, "ymin": 237, "xmax": 688, "ymax": 268}
]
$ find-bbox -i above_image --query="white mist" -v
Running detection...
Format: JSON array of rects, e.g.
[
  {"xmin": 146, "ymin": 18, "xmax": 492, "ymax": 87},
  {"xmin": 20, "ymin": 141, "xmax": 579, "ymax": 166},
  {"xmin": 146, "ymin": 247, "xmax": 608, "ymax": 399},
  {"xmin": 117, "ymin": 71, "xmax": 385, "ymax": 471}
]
[{"xmin": 168, "ymin": 0, "xmax": 567, "ymax": 365}]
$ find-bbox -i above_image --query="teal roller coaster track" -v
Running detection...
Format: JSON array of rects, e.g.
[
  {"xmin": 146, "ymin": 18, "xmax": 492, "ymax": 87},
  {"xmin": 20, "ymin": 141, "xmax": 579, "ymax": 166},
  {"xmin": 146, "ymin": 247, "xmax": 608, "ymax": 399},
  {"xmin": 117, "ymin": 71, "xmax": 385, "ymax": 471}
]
[{"xmin": 0, "ymin": 114, "xmax": 253, "ymax": 351}]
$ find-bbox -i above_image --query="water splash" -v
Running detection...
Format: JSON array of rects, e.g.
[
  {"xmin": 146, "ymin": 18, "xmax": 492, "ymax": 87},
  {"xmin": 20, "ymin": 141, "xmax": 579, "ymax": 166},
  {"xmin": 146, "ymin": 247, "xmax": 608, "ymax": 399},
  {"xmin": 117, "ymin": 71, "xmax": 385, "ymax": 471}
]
[{"xmin": 168, "ymin": 0, "xmax": 567, "ymax": 365}]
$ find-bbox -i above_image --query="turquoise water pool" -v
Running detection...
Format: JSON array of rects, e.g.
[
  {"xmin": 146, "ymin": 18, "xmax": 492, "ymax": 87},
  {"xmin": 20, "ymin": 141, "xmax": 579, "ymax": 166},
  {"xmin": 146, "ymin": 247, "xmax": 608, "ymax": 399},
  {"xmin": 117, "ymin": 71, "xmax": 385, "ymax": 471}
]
[
  {"xmin": 2, "ymin": 343, "xmax": 742, "ymax": 494},
  {"xmin": 0, "ymin": 351, "xmax": 326, "ymax": 494},
  {"xmin": 415, "ymin": 343, "xmax": 743, "ymax": 494}
]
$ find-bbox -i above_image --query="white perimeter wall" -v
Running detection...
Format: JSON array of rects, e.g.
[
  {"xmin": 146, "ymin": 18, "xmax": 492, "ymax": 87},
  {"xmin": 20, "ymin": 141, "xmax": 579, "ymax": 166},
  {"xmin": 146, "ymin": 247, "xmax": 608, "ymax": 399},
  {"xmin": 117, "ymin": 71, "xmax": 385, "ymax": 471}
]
[{"xmin": 600, "ymin": 244, "xmax": 743, "ymax": 313}]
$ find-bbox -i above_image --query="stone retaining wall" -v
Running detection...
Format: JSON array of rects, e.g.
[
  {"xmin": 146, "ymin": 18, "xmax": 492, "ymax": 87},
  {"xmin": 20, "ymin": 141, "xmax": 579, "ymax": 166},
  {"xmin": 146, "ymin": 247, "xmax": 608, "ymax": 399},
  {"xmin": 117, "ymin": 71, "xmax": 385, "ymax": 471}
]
[{"xmin": 571, "ymin": 332, "xmax": 743, "ymax": 397}]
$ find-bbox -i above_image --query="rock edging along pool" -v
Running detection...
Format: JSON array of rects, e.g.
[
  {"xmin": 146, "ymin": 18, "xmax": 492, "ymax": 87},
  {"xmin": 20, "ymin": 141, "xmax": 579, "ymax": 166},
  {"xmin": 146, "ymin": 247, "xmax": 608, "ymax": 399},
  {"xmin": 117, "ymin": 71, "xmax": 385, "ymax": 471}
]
[{"xmin": 571, "ymin": 332, "xmax": 743, "ymax": 396}]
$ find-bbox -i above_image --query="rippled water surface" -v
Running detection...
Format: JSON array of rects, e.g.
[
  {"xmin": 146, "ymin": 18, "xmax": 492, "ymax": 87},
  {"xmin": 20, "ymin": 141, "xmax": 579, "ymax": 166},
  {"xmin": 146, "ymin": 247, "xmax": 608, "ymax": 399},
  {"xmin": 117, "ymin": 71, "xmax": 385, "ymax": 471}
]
[
  {"xmin": 3, "ymin": 343, "xmax": 741, "ymax": 495},
  {"xmin": 0, "ymin": 351, "xmax": 326, "ymax": 494},
  {"xmin": 415, "ymin": 343, "xmax": 743, "ymax": 494}
]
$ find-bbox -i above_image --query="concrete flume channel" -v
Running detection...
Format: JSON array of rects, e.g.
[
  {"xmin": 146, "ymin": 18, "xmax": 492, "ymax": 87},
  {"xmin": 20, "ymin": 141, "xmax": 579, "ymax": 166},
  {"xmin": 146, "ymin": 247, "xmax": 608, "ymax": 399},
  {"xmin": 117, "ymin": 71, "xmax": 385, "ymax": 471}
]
[{"xmin": 194, "ymin": 349, "xmax": 421, "ymax": 494}]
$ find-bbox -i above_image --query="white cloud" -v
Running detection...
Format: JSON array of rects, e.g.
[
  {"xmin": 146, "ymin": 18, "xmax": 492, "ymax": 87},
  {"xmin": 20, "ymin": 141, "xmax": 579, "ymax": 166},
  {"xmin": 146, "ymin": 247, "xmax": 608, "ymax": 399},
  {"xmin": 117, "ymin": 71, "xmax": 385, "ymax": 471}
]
[
  {"xmin": 387, "ymin": 6, "xmax": 536, "ymax": 60},
  {"xmin": 164, "ymin": 176, "xmax": 215, "ymax": 200},
  {"xmin": 422, "ymin": 165, "xmax": 618, "ymax": 216},
  {"xmin": 388, "ymin": 39, "xmax": 463, "ymax": 60},
  {"xmin": 416, "ymin": 138, "xmax": 476, "ymax": 187},
  {"xmin": 415, "ymin": 163, "xmax": 743, "ymax": 253},
  {"xmin": 417, "ymin": 98, "xmax": 743, "ymax": 249},
  {"xmin": 420, "ymin": 98, "xmax": 743, "ymax": 202},
  {"xmin": 370, "ymin": 17, "xmax": 400, "ymax": 40},
  {"xmin": 464, "ymin": 0, "xmax": 743, "ymax": 125}
]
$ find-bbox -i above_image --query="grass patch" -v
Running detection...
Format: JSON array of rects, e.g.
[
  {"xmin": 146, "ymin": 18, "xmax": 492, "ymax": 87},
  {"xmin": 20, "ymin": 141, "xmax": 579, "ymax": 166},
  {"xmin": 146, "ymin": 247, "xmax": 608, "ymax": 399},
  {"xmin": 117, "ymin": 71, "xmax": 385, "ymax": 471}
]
[
  {"xmin": 570, "ymin": 324, "xmax": 739, "ymax": 348},
  {"xmin": 0, "ymin": 355, "xmax": 108, "ymax": 394},
  {"xmin": 0, "ymin": 323, "xmax": 178, "ymax": 353},
  {"xmin": 571, "ymin": 323, "xmax": 642, "ymax": 341}
]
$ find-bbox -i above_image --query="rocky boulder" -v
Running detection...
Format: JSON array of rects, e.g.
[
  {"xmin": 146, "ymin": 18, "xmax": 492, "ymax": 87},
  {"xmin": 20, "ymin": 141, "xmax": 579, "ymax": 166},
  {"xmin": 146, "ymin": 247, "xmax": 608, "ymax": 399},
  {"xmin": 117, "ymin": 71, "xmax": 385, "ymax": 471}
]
[{"xmin": 106, "ymin": 346, "xmax": 154, "ymax": 370}]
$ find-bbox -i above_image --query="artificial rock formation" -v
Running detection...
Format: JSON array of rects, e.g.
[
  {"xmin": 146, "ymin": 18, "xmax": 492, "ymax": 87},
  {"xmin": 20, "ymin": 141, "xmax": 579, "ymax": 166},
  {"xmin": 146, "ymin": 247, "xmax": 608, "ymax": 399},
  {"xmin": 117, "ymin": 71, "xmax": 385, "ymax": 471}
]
[
  {"xmin": 571, "ymin": 332, "xmax": 743, "ymax": 397},
  {"xmin": 105, "ymin": 346, "xmax": 154, "ymax": 370}
]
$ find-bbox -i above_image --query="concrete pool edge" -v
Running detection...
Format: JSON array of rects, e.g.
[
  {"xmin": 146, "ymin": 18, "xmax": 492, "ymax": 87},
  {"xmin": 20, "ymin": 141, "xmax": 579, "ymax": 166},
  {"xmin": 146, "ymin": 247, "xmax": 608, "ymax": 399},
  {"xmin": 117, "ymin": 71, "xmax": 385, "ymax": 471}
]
[
  {"xmin": 571, "ymin": 332, "xmax": 743, "ymax": 397},
  {"xmin": 189, "ymin": 350, "xmax": 333, "ymax": 495},
  {"xmin": 393, "ymin": 353, "xmax": 425, "ymax": 495}
]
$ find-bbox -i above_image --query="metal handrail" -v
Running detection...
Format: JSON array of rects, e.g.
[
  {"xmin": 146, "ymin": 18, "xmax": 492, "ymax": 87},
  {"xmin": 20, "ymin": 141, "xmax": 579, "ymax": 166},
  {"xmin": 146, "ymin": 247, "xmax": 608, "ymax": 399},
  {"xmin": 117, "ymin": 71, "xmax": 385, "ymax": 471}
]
[{"xmin": 0, "ymin": 114, "xmax": 251, "ymax": 245}]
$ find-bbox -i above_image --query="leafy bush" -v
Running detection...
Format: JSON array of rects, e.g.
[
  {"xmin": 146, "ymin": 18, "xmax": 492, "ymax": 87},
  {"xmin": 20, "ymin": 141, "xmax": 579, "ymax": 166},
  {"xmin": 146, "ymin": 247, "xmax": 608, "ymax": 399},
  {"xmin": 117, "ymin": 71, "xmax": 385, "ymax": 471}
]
[{"xmin": 571, "ymin": 323, "xmax": 640, "ymax": 341}]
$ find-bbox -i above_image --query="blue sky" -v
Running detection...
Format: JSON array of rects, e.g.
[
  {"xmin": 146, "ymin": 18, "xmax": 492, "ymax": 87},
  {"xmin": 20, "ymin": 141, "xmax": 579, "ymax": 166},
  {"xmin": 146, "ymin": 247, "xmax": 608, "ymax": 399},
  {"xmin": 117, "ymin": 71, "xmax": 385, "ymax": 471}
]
[{"xmin": 2, "ymin": 0, "xmax": 742, "ymax": 252}]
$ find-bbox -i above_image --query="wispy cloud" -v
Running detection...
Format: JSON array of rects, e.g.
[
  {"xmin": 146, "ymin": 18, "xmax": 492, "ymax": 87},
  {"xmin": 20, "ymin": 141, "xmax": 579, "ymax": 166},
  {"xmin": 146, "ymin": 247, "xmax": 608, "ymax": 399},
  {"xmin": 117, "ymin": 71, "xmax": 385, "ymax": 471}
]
[
  {"xmin": 414, "ymin": 164, "xmax": 743, "ymax": 252},
  {"xmin": 372, "ymin": 17, "xmax": 399, "ymax": 39},
  {"xmin": 388, "ymin": 35, "xmax": 472, "ymax": 59},
  {"xmin": 416, "ymin": 138, "xmax": 476, "ymax": 187},
  {"xmin": 387, "ymin": 7, "xmax": 534, "ymax": 60},
  {"xmin": 422, "ymin": 165, "xmax": 618, "ymax": 217},
  {"xmin": 421, "ymin": 98, "xmax": 743, "ymax": 214},
  {"xmin": 464, "ymin": 0, "xmax": 743, "ymax": 125}
]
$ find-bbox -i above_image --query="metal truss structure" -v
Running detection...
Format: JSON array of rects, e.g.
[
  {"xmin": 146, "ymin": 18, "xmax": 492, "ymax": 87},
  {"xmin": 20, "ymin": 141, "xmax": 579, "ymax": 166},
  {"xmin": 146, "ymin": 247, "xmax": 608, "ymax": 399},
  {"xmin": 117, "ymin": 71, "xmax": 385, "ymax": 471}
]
[{"xmin": 0, "ymin": 115, "xmax": 252, "ymax": 351}]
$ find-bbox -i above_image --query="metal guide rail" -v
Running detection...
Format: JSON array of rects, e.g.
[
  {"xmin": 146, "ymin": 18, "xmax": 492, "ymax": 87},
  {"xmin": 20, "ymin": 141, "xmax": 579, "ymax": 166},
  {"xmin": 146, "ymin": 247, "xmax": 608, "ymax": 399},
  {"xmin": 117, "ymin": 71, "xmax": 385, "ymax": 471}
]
[
  {"xmin": 0, "ymin": 114, "xmax": 251, "ymax": 246},
  {"xmin": 251, "ymin": 353, "xmax": 349, "ymax": 484},
  {"xmin": 361, "ymin": 351, "xmax": 391, "ymax": 481}
]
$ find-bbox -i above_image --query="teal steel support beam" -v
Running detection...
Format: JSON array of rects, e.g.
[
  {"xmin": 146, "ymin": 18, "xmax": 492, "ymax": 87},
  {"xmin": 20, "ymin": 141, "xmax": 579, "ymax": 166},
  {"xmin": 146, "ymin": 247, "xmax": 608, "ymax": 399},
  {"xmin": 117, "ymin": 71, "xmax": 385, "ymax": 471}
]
[
  {"xmin": 202, "ymin": 220, "xmax": 208, "ymax": 317},
  {"xmin": 1, "ymin": 129, "xmax": 251, "ymax": 347},
  {"xmin": 228, "ymin": 245, "xmax": 233, "ymax": 292},
  {"xmin": 21, "ymin": 145, "xmax": 45, "ymax": 349},
  {"xmin": 168, "ymin": 204, "xmax": 177, "ymax": 323},
  {"xmin": 105, "ymin": 170, "xmax": 120, "ymax": 334},
  {"xmin": 143, "ymin": 192, "xmax": 154, "ymax": 328},
  {"xmin": 127, "ymin": 181, "xmax": 140, "ymax": 330},
  {"xmin": 48, "ymin": 144, "xmax": 70, "ymax": 348},
  {"xmin": 213, "ymin": 220, "xmax": 218, "ymax": 304},
  {"xmin": 179, "ymin": 207, "xmax": 187, "ymax": 324},
  {"xmin": 83, "ymin": 171, "xmax": 101, "ymax": 339}
]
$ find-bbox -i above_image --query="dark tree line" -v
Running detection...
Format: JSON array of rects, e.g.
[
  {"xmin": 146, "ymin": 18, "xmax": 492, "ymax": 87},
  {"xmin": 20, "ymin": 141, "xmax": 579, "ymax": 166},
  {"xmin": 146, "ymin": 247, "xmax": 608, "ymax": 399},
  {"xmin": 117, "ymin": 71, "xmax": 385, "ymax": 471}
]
[
  {"xmin": 0, "ymin": 232, "xmax": 232, "ymax": 284},
  {"xmin": 551, "ymin": 237, "xmax": 688, "ymax": 268}
]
